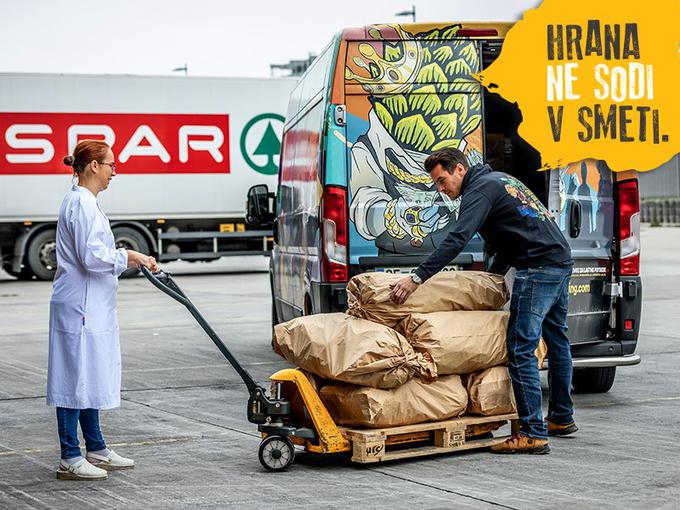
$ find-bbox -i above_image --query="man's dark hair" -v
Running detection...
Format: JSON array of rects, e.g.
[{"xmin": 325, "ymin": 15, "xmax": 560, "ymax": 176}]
[{"xmin": 424, "ymin": 148, "xmax": 469, "ymax": 174}]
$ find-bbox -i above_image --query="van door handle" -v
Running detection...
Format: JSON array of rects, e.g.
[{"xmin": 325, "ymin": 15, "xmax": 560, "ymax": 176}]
[{"xmin": 569, "ymin": 200, "xmax": 581, "ymax": 238}]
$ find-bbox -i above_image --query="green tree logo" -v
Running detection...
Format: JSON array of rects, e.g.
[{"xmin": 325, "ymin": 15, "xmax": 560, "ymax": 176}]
[{"xmin": 240, "ymin": 113, "xmax": 285, "ymax": 175}]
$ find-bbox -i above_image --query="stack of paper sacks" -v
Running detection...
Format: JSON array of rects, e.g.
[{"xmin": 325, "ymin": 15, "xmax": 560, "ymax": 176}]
[{"xmin": 273, "ymin": 271, "xmax": 541, "ymax": 428}]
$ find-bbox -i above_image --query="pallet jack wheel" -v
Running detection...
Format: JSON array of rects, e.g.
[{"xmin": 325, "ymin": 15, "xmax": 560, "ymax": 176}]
[{"xmin": 258, "ymin": 435, "xmax": 295, "ymax": 472}]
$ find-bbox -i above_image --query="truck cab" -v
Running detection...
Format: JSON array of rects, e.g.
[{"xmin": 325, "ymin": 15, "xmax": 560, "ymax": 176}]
[{"xmin": 247, "ymin": 22, "xmax": 642, "ymax": 393}]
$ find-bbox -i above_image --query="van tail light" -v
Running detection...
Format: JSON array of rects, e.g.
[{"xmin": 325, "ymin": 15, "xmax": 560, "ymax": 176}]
[
  {"xmin": 321, "ymin": 186, "xmax": 348, "ymax": 283},
  {"xmin": 617, "ymin": 179, "xmax": 640, "ymax": 276}
]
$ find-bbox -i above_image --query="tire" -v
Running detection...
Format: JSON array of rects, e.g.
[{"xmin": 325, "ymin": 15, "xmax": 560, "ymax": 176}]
[
  {"xmin": 112, "ymin": 226, "xmax": 150, "ymax": 279},
  {"xmin": 572, "ymin": 367, "xmax": 616, "ymax": 393},
  {"xmin": 26, "ymin": 229, "xmax": 58, "ymax": 280},
  {"xmin": 258, "ymin": 435, "xmax": 295, "ymax": 472}
]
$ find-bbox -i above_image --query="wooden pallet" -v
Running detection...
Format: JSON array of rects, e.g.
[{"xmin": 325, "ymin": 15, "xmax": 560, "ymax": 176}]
[{"xmin": 339, "ymin": 413, "xmax": 518, "ymax": 464}]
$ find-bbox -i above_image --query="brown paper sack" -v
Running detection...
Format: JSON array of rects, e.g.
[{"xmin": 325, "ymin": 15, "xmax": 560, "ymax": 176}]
[
  {"xmin": 399, "ymin": 310, "xmax": 509, "ymax": 375},
  {"xmin": 273, "ymin": 313, "xmax": 436, "ymax": 389},
  {"xmin": 466, "ymin": 366, "xmax": 517, "ymax": 416},
  {"xmin": 346, "ymin": 271, "xmax": 508, "ymax": 327},
  {"xmin": 320, "ymin": 374, "xmax": 468, "ymax": 428}
]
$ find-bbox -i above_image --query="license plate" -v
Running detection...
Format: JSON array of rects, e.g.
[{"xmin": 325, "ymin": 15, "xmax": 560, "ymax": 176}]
[{"xmin": 374, "ymin": 265, "xmax": 461, "ymax": 274}]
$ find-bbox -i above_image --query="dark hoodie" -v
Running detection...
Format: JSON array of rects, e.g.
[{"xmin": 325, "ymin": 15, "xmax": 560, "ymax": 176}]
[{"xmin": 414, "ymin": 164, "xmax": 572, "ymax": 282}]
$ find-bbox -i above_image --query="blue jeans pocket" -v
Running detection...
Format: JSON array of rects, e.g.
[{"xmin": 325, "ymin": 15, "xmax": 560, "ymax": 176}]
[{"xmin": 530, "ymin": 279, "xmax": 561, "ymax": 315}]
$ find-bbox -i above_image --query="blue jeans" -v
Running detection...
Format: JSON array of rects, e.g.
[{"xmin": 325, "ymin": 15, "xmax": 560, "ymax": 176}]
[
  {"xmin": 507, "ymin": 265, "xmax": 574, "ymax": 439},
  {"xmin": 56, "ymin": 407, "xmax": 107, "ymax": 459}
]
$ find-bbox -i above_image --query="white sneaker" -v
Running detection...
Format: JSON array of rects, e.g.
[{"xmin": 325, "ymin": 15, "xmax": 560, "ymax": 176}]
[
  {"xmin": 56, "ymin": 458, "xmax": 108, "ymax": 480},
  {"xmin": 86, "ymin": 449, "xmax": 135, "ymax": 471}
]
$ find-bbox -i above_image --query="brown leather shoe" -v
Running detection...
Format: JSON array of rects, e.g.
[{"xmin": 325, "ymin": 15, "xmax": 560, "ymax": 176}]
[
  {"xmin": 490, "ymin": 433, "xmax": 550, "ymax": 454},
  {"xmin": 547, "ymin": 419, "xmax": 579, "ymax": 436}
]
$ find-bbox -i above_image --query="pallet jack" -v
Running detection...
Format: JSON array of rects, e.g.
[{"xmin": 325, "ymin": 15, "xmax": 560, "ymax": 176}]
[{"xmin": 140, "ymin": 267, "xmax": 350, "ymax": 471}]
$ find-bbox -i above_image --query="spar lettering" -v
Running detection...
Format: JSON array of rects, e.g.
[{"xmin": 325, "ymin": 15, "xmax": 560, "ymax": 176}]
[{"xmin": 0, "ymin": 112, "xmax": 231, "ymax": 175}]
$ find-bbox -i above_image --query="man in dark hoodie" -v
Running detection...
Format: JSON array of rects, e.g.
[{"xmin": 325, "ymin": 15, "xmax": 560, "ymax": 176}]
[{"xmin": 391, "ymin": 147, "xmax": 577, "ymax": 454}]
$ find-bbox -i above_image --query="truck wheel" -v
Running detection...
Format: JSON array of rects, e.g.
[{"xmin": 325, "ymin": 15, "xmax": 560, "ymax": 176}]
[
  {"xmin": 113, "ymin": 226, "xmax": 150, "ymax": 278},
  {"xmin": 26, "ymin": 229, "xmax": 58, "ymax": 280},
  {"xmin": 572, "ymin": 367, "xmax": 616, "ymax": 393}
]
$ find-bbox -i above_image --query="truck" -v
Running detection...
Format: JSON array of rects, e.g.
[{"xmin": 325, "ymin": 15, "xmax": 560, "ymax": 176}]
[
  {"xmin": 0, "ymin": 72, "xmax": 296, "ymax": 280},
  {"xmin": 246, "ymin": 22, "xmax": 642, "ymax": 393}
]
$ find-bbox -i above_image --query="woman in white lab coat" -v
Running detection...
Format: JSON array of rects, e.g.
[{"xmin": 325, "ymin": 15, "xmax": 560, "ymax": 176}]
[{"xmin": 47, "ymin": 139, "xmax": 158, "ymax": 481}]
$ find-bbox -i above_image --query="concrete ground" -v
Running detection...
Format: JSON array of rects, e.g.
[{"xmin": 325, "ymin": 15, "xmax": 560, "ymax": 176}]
[{"xmin": 1, "ymin": 226, "xmax": 679, "ymax": 509}]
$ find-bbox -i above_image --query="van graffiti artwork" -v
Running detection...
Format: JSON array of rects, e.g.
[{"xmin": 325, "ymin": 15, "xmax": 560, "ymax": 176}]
[
  {"xmin": 557, "ymin": 159, "xmax": 614, "ymax": 242},
  {"xmin": 346, "ymin": 24, "xmax": 483, "ymax": 254}
]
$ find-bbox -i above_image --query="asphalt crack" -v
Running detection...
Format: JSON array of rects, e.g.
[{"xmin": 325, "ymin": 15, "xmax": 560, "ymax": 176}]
[{"xmin": 368, "ymin": 468, "xmax": 519, "ymax": 509}]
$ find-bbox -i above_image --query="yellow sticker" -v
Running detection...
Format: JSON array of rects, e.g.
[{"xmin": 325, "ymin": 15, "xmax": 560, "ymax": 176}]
[{"xmin": 475, "ymin": 0, "xmax": 680, "ymax": 172}]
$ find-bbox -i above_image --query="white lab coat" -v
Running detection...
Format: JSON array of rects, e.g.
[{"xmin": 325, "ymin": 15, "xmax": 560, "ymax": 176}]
[{"xmin": 46, "ymin": 185, "xmax": 128, "ymax": 409}]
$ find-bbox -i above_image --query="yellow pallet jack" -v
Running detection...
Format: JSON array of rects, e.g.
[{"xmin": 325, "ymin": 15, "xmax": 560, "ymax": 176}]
[{"xmin": 141, "ymin": 267, "xmax": 350, "ymax": 471}]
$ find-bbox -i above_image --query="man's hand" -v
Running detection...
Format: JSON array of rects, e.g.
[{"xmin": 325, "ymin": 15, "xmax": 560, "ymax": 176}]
[{"xmin": 390, "ymin": 275, "xmax": 420, "ymax": 304}]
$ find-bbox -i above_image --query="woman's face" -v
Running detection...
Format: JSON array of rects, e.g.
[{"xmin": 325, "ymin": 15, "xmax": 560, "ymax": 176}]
[{"xmin": 94, "ymin": 149, "xmax": 116, "ymax": 191}]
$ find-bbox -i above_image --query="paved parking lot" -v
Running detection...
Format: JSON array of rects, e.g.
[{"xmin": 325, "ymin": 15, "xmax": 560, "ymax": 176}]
[{"xmin": 1, "ymin": 226, "xmax": 679, "ymax": 509}]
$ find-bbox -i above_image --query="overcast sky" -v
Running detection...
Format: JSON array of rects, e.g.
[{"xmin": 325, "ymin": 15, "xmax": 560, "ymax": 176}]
[{"xmin": 0, "ymin": 0, "xmax": 540, "ymax": 78}]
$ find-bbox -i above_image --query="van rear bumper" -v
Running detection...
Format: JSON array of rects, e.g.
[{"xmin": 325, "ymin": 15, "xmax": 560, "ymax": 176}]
[
  {"xmin": 545, "ymin": 354, "xmax": 641, "ymax": 369},
  {"xmin": 572, "ymin": 355, "xmax": 641, "ymax": 368}
]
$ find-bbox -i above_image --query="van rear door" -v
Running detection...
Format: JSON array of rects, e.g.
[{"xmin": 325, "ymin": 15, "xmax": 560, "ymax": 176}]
[
  {"xmin": 343, "ymin": 26, "xmax": 486, "ymax": 273},
  {"xmin": 548, "ymin": 160, "xmax": 616, "ymax": 350}
]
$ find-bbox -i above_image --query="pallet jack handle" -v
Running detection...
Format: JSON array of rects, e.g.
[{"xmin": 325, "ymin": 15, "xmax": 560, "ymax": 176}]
[{"xmin": 139, "ymin": 266, "xmax": 261, "ymax": 395}]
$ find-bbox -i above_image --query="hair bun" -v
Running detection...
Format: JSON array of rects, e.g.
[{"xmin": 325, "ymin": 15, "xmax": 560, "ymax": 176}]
[{"xmin": 63, "ymin": 155, "xmax": 75, "ymax": 167}]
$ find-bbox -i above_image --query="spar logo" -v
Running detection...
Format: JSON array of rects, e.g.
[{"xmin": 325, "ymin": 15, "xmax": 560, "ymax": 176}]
[
  {"xmin": 0, "ymin": 112, "xmax": 230, "ymax": 175},
  {"xmin": 240, "ymin": 113, "xmax": 284, "ymax": 175}
]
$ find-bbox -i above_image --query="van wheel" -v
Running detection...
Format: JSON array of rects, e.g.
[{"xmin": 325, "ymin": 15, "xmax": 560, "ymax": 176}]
[
  {"xmin": 113, "ymin": 226, "xmax": 150, "ymax": 278},
  {"xmin": 572, "ymin": 367, "xmax": 616, "ymax": 393},
  {"xmin": 26, "ymin": 229, "xmax": 58, "ymax": 280}
]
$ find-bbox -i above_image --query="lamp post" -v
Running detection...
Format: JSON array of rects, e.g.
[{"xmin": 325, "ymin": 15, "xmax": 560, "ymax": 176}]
[
  {"xmin": 172, "ymin": 63, "xmax": 188, "ymax": 76},
  {"xmin": 395, "ymin": 5, "xmax": 416, "ymax": 22}
]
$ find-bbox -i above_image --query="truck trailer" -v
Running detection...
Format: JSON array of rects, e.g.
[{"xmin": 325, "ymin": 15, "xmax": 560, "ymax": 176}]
[{"xmin": 0, "ymin": 72, "xmax": 296, "ymax": 279}]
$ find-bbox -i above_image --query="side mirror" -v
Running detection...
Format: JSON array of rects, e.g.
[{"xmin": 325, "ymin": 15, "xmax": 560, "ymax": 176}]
[{"xmin": 246, "ymin": 184, "xmax": 275, "ymax": 227}]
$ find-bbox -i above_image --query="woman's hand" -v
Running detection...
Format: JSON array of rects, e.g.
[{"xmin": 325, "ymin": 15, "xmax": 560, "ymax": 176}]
[{"xmin": 126, "ymin": 250, "xmax": 159, "ymax": 272}]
